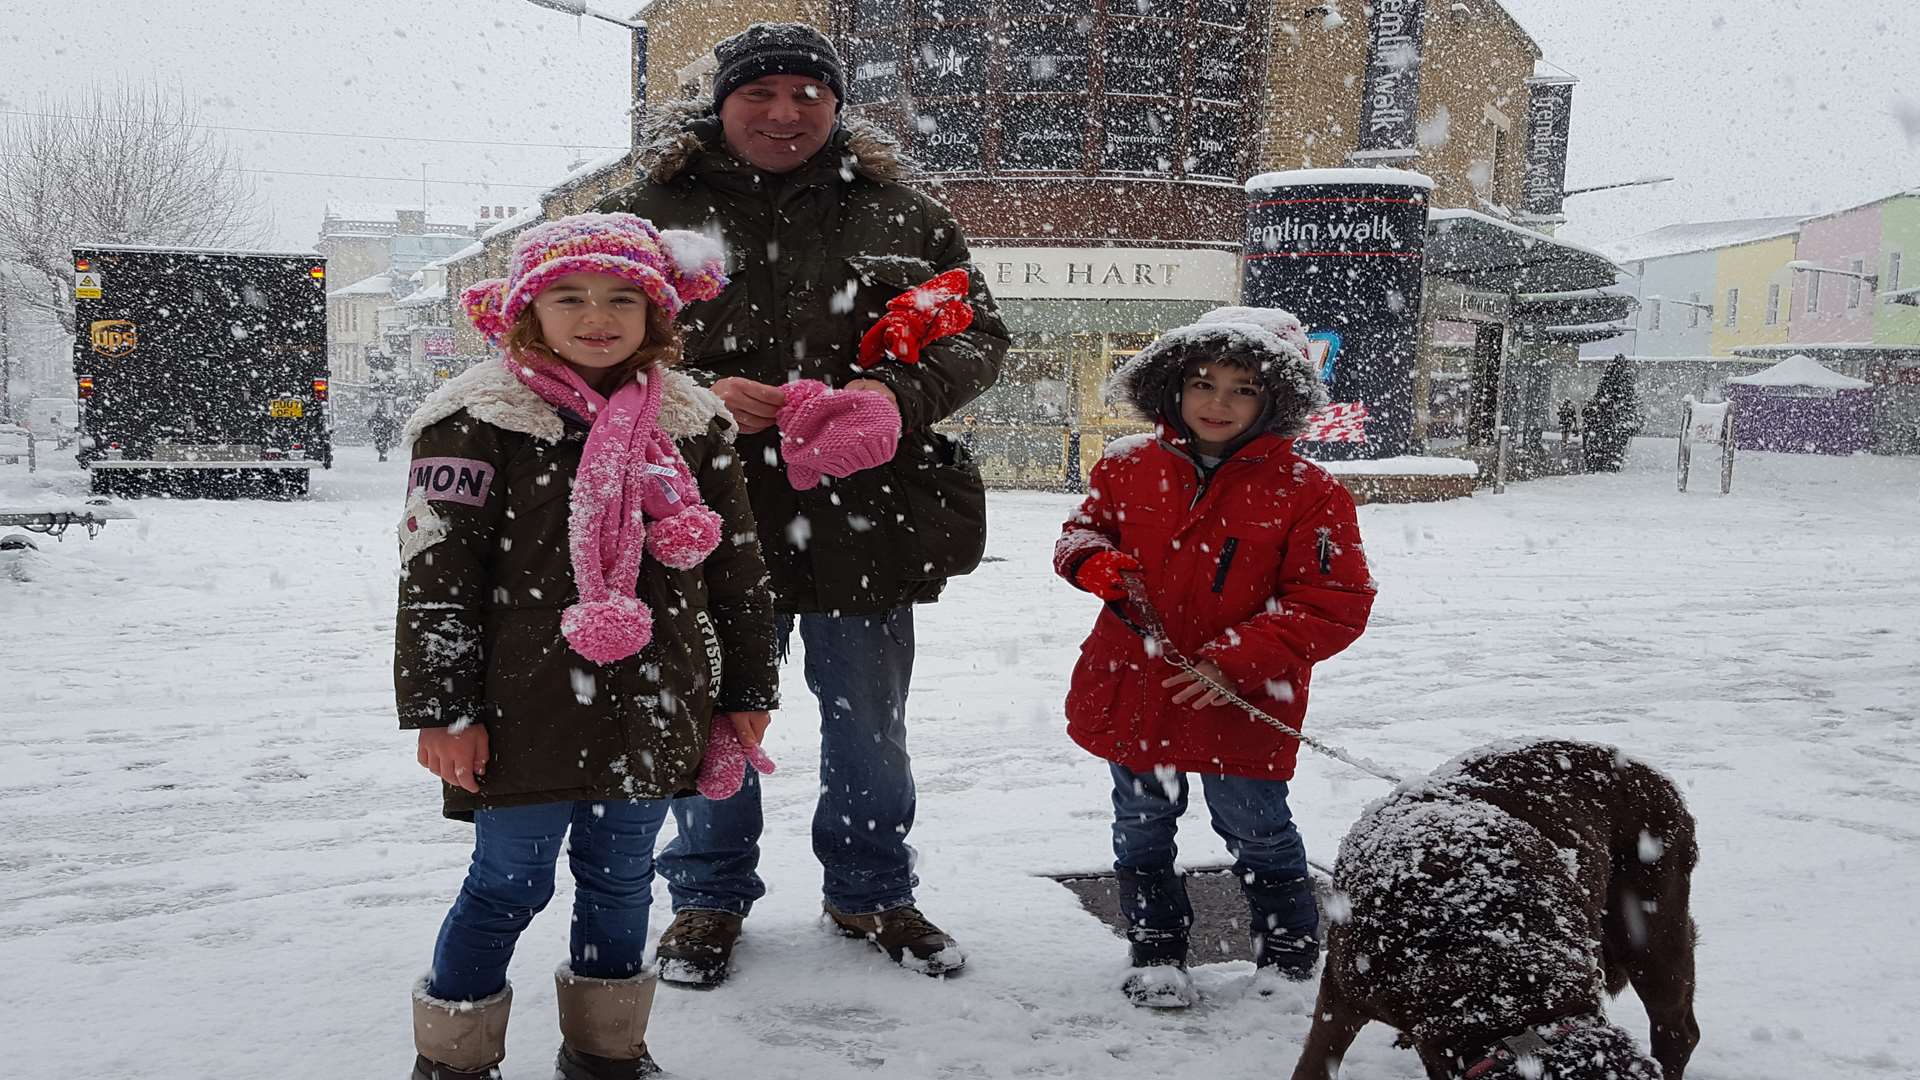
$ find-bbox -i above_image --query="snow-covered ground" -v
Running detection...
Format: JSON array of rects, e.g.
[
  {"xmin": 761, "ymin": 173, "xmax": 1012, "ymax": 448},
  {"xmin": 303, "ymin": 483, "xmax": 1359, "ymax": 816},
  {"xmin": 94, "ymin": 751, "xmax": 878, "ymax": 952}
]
[{"xmin": 1, "ymin": 439, "xmax": 1915, "ymax": 1078}]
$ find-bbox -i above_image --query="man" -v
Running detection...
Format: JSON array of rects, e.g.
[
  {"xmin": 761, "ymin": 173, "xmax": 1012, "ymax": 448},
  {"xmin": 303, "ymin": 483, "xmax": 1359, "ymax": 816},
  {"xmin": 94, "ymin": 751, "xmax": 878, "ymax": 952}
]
[{"xmin": 596, "ymin": 22, "xmax": 1008, "ymax": 984}]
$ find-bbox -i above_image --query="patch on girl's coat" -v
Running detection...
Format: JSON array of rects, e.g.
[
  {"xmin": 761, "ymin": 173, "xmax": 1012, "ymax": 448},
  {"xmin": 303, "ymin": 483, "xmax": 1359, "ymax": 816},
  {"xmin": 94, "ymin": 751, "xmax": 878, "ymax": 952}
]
[
  {"xmin": 399, "ymin": 493, "xmax": 450, "ymax": 564},
  {"xmin": 409, "ymin": 456, "xmax": 495, "ymax": 507}
]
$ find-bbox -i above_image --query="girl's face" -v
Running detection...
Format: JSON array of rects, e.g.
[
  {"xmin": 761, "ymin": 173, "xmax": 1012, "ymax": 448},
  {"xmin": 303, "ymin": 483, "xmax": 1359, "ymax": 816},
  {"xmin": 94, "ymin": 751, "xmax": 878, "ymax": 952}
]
[
  {"xmin": 531, "ymin": 273, "xmax": 651, "ymax": 382},
  {"xmin": 1179, "ymin": 363, "xmax": 1265, "ymax": 455}
]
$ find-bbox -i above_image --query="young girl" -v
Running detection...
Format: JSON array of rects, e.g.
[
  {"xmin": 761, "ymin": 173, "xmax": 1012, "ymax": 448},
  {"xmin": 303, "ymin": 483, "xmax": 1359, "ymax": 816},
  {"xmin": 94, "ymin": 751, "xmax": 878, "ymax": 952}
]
[
  {"xmin": 1053, "ymin": 307, "xmax": 1375, "ymax": 1008},
  {"xmin": 396, "ymin": 213, "xmax": 779, "ymax": 1080}
]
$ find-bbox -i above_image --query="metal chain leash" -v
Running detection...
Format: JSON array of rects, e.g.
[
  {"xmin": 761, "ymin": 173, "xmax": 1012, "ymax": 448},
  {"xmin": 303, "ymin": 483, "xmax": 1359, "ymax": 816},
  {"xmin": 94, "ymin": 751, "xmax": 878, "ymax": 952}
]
[{"xmin": 1117, "ymin": 570, "xmax": 1404, "ymax": 785}]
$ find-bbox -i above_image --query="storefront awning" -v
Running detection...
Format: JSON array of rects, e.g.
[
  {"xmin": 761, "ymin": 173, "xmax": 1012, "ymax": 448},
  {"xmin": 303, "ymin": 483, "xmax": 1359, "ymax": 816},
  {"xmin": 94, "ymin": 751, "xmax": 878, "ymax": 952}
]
[
  {"xmin": 1426, "ymin": 209, "xmax": 1622, "ymax": 294},
  {"xmin": 1887, "ymin": 285, "xmax": 1920, "ymax": 308}
]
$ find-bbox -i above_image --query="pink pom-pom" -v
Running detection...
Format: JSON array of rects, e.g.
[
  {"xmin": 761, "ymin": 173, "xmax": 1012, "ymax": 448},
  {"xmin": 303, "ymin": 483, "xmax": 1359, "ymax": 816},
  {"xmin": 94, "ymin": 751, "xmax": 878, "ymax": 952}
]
[
  {"xmin": 461, "ymin": 279, "xmax": 512, "ymax": 343},
  {"xmin": 646, "ymin": 506, "xmax": 723, "ymax": 569},
  {"xmin": 561, "ymin": 595, "xmax": 653, "ymax": 664}
]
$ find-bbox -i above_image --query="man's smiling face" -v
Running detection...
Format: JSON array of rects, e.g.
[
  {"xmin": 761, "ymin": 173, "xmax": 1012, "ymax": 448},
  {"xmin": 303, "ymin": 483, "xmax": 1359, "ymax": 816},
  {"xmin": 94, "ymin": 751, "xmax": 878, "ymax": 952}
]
[{"xmin": 718, "ymin": 74, "xmax": 838, "ymax": 174}]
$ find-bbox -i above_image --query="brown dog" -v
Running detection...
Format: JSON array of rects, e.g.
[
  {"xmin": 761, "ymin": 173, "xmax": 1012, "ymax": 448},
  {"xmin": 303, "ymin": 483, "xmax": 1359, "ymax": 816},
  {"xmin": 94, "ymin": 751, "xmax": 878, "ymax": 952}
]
[{"xmin": 1291, "ymin": 739, "xmax": 1698, "ymax": 1080}]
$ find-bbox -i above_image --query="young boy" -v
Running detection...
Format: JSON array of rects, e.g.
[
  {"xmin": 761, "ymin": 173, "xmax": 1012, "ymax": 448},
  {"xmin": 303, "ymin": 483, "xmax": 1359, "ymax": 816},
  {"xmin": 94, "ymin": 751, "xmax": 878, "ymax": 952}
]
[{"xmin": 1053, "ymin": 307, "xmax": 1376, "ymax": 1007}]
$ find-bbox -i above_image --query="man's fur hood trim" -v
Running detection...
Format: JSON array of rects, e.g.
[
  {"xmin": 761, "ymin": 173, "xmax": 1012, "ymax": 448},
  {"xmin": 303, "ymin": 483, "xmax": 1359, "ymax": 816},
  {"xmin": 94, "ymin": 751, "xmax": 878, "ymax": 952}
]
[
  {"xmin": 634, "ymin": 98, "xmax": 909, "ymax": 186},
  {"xmin": 403, "ymin": 359, "xmax": 736, "ymax": 447}
]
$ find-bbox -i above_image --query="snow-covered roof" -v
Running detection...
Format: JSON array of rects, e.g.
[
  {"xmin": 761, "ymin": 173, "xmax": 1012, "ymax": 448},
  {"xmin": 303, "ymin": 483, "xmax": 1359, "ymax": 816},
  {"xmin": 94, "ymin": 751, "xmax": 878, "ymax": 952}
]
[
  {"xmin": 1247, "ymin": 168, "xmax": 1436, "ymax": 193},
  {"xmin": 328, "ymin": 272, "xmax": 396, "ymax": 299},
  {"xmin": 433, "ymin": 241, "xmax": 489, "ymax": 270},
  {"xmin": 1727, "ymin": 354, "xmax": 1871, "ymax": 389},
  {"xmin": 1795, "ymin": 186, "xmax": 1920, "ymax": 228},
  {"xmin": 482, "ymin": 204, "xmax": 544, "ymax": 242},
  {"xmin": 394, "ymin": 283, "xmax": 448, "ymax": 308},
  {"xmin": 546, "ymin": 149, "xmax": 633, "ymax": 196},
  {"xmin": 1600, "ymin": 216, "xmax": 1803, "ymax": 263},
  {"xmin": 323, "ymin": 203, "xmax": 480, "ymax": 227}
]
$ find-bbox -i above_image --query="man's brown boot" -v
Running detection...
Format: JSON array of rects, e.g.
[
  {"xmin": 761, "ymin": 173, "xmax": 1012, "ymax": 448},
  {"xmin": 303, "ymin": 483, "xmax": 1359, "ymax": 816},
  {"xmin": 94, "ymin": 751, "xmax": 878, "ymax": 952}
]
[
  {"xmin": 410, "ymin": 979, "xmax": 510, "ymax": 1080},
  {"xmin": 654, "ymin": 908, "xmax": 743, "ymax": 987},
  {"xmin": 823, "ymin": 902, "xmax": 967, "ymax": 976}
]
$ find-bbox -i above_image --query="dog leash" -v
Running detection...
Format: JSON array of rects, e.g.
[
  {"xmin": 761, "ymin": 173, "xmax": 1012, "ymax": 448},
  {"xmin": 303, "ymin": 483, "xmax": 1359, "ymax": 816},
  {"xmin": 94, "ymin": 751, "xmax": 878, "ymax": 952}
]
[{"xmin": 1115, "ymin": 570, "xmax": 1404, "ymax": 785}]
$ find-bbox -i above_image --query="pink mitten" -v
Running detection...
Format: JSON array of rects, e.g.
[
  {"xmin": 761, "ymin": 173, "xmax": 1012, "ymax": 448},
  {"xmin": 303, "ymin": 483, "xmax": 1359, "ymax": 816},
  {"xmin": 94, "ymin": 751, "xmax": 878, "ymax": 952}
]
[
  {"xmin": 697, "ymin": 714, "xmax": 777, "ymax": 800},
  {"xmin": 777, "ymin": 379, "xmax": 902, "ymax": 491}
]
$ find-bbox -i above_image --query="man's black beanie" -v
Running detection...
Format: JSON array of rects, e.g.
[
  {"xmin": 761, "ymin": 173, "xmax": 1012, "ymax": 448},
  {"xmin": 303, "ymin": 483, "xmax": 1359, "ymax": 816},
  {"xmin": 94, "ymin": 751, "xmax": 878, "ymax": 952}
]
[{"xmin": 712, "ymin": 22, "xmax": 847, "ymax": 112}]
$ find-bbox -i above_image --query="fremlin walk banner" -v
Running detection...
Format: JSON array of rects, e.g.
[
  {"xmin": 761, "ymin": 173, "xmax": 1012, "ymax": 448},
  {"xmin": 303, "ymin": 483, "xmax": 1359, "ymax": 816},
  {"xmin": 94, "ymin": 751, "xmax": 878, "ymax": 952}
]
[
  {"xmin": 1242, "ymin": 169, "xmax": 1434, "ymax": 459},
  {"xmin": 1354, "ymin": 0, "xmax": 1427, "ymax": 159}
]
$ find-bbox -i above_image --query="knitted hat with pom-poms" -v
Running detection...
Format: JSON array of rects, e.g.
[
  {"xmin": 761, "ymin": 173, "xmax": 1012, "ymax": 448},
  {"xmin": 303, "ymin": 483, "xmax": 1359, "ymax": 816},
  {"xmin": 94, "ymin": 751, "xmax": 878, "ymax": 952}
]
[{"xmin": 460, "ymin": 212, "xmax": 727, "ymax": 345}]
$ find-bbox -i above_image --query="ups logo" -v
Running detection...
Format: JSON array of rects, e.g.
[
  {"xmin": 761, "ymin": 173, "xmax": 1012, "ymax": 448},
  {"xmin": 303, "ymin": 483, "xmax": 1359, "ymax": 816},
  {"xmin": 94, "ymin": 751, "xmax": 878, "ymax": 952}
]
[{"xmin": 90, "ymin": 320, "xmax": 138, "ymax": 357}]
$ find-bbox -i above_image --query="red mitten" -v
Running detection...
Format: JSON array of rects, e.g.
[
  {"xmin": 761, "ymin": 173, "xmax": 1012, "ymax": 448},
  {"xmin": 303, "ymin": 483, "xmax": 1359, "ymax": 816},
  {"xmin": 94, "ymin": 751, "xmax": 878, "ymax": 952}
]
[
  {"xmin": 856, "ymin": 268, "xmax": 976, "ymax": 368},
  {"xmin": 697, "ymin": 715, "xmax": 777, "ymax": 801},
  {"xmin": 1073, "ymin": 549, "xmax": 1142, "ymax": 601}
]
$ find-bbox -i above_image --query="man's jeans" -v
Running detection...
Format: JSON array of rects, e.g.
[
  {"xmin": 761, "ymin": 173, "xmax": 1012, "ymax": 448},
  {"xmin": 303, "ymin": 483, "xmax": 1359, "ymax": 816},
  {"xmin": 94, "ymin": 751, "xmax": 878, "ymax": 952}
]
[
  {"xmin": 427, "ymin": 799, "xmax": 669, "ymax": 1002},
  {"xmin": 661, "ymin": 608, "xmax": 918, "ymax": 917},
  {"xmin": 1108, "ymin": 763, "xmax": 1313, "ymax": 935}
]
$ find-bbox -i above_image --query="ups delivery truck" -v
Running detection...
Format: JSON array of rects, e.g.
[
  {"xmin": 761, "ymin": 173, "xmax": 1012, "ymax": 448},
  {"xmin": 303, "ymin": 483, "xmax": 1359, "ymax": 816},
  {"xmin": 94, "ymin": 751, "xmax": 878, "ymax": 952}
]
[{"xmin": 73, "ymin": 245, "xmax": 332, "ymax": 498}]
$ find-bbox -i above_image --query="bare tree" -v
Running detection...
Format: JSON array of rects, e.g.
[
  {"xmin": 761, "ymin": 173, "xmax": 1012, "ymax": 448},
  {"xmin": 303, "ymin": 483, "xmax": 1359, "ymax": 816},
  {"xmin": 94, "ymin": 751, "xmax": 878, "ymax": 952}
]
[{"xmin": 0, "ymin": 82, "xmax": 269, "ymax": 335}]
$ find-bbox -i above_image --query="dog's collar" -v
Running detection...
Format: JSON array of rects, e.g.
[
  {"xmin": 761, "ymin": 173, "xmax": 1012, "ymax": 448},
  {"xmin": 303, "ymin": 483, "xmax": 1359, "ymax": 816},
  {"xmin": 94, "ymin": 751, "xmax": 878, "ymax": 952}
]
[{"xmin": 1460, "ymin": 1017, "xmax": 1595, "ymax": 1079}]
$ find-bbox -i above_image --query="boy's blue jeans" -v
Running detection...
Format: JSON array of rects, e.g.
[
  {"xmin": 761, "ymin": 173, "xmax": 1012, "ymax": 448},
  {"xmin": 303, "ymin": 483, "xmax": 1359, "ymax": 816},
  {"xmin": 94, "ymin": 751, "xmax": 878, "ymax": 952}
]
[
  {"xmin": 1109, "ymin": 763, "xmax": 1316, "ymax": 941},
  {"xmin": 427, "ymin": 799, "xmax": 669, "ymax": 1002},
  {"xmin": 660, "ymin": 609, "xmax": 918, "ymax": 917}
]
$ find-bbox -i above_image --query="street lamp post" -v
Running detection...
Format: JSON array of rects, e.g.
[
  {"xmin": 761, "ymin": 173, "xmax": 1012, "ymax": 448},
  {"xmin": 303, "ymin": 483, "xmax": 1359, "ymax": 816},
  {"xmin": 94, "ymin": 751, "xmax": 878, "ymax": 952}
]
[{"xmin": 523, "ymin": 1, "xmax": 649, "ymax": 148}]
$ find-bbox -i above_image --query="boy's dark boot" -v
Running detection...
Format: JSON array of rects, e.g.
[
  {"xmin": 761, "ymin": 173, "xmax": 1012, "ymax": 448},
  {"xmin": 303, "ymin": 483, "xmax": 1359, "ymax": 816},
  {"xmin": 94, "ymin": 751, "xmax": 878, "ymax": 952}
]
[
  {"xmin": 410, "ymin": 980, "xmax": 510, "ymax": 1080},
  {"xmin": 823, "ymin": 902, "xmax": 968, "ymax": 975},
  {"xmin": 1243, "ymin": 871, "xmax": 1321, "ymax": 982},
  {"xmin": 1115, "ymin": 864, "xmax": 1196, "ymax": 1008},
  {"xmin": 654, "ymin": 908, "xmax": 743, "ymax": 987},
  {"xmin": 553, "ymin": 968, "xmax": 662, "ymax": 1079}
]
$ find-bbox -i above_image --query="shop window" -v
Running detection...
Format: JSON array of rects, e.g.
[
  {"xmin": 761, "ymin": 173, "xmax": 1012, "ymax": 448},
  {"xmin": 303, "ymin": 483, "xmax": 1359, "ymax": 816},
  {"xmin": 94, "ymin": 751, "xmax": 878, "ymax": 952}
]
[
  {"xmin": 1192, "ymin": 0, "xmax": 1249, "ymax": 25},
  {"xmin": 1104, "ymin": 19, "xmax": 1181, "ymax": 97},
  {"xmin": 1190, "ymin": 32, "xmax": 1244, "ymax": 102},
  {"xmin": 1889, "ymin": 251, "xmax": 1903, "ymax": 292},
  {"xmin": 1807, "ymin": 272, "xmax": 1820, "ymax": 313},
  {"xmin": 1104, "ymin": 100, "xmax": 1176, "ymax": 174},
  {"xmin": 912, "ymin": 25, "xmax": 990, "ymax": 98},
  {"xmin": 848, "ymin": 38, "xmax": 905, "ymax": 104},
  {"xmin": 1688, "ymin": 292, "xmax": 1702, "ymax": 328},
  {"xmin": 1187, "ymin": 108, "xmax": 1242, "ymax": 178},
  {"xmin": 1002, "ymin": 98, "xmax": 1086, "ymax": 170},
  {"xmin": 1847, "ymin": 259, "xmax": 1865, "ymax": 308},
  {"xmin": 854, "ymin": 0, "xmax": 907, "ymax": 31},
  {"xmin": 1647, "ymin": 299, "xmax": 1661, "ymax": 331},
  {"xmin": 919, "ymin": 0, "xmax": 990, "ymax": 21},
  {"xmin": 912, "ymin": 101, "xmax": 988, "ymax": 172},
  {"xmin": 1766, "ymin": 283, "xmax": 1780, "ymax": 326},
  {"xmin": 1724, "ymin": 288, "xmax": 1738, "ymax": 328},
  {"xmin": 1005, "ymin": 19, "xmax": 1092, "ymax": 94}
]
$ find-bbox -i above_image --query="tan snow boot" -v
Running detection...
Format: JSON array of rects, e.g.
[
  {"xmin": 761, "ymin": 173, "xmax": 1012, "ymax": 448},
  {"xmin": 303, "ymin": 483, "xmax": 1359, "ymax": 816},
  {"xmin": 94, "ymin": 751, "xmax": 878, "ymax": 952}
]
[
  {"xmin": 410, "ymin": 979, "xmax": 511, "ymax": 1079},
  {"xmin": 553, "ymin": 967, "xmax": 663, "ymax": 1079}
]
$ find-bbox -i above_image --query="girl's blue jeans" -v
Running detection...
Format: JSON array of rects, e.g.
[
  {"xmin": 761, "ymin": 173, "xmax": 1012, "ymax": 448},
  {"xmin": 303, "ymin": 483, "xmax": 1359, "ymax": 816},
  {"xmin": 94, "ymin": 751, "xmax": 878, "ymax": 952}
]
[{"xmin": 426, "ymin": 798, "xmax": 669, "ymax": 1002}]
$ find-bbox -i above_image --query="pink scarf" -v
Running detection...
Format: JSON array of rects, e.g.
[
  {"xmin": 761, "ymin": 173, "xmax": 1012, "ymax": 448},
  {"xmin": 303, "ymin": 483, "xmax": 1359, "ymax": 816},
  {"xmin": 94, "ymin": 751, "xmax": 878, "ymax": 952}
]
[{"xmin": 504, "ymin": 353, "xmax": 723, "ymax": 665}]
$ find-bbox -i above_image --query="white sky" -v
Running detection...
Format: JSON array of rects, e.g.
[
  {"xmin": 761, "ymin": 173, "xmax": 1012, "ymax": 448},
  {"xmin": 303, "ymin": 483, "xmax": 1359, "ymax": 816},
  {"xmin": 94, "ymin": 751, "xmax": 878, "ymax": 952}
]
[{"xmin": 4, "ymin": 1, "xmax": 1918, "ymax": 252}]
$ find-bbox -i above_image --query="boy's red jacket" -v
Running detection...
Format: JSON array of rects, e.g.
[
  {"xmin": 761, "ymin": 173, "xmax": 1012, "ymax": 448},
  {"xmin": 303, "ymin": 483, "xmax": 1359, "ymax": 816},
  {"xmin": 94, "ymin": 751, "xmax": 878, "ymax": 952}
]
[{"xmin": 1054, "ymin": 430, "xmax": 1375, "ymax": 780}]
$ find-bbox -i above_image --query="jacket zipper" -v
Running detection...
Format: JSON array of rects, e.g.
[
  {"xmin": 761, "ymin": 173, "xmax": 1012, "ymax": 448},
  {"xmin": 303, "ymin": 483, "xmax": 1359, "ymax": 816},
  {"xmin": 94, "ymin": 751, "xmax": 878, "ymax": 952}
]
[{"xmin": 1211, "ymin": 537, "xmax": 1241, "ymax": 593}]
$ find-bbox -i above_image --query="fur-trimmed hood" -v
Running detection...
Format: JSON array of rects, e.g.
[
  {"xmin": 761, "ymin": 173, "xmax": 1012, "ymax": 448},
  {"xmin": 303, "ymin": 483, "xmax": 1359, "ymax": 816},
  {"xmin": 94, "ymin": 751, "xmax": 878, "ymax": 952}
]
[
  {"xmin": 1104, "ymin": 321, "xmax": 1329, "ymax": 440},
  {"xmin": 403, "ymin": 359, "xmax": 735, "ymax": 448},
  {"xmin": 633, "ymin": 98, "xmax": 909, "ymax": 186}
]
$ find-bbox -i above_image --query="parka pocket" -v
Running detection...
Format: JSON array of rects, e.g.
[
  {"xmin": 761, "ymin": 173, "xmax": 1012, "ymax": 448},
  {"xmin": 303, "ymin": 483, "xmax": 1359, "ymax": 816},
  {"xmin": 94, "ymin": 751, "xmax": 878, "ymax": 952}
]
[
  {"xmin": 892, "ymin": 429, "xmax": 987, "ymax": 582},
  {"xmin": 843, "ymin": 254, "xmax": 940, "ymax": 322}
]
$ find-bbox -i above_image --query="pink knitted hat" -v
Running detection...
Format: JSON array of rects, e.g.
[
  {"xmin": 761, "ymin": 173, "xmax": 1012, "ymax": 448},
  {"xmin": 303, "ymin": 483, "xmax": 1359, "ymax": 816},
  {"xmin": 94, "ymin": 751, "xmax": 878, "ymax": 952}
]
[{"xmin": 462, "ymin": 212, "xmax": 728, "ymax": 344}]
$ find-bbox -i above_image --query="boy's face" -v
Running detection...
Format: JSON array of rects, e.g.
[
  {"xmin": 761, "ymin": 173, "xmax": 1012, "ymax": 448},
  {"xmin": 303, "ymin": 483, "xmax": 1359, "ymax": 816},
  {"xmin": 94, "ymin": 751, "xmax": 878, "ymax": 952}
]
[{"xmin": 1179, "ymin": 362, "xmax": 1265, "ymax": 455}]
